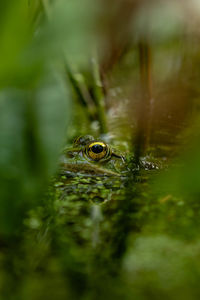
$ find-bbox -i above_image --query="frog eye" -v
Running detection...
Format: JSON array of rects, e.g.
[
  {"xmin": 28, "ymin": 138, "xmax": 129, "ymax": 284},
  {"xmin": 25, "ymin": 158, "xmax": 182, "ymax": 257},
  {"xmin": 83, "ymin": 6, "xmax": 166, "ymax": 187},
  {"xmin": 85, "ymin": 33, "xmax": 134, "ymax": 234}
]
[{"xmin": 84, "ymin": 141, "xmax": 111, "ymax": 162}]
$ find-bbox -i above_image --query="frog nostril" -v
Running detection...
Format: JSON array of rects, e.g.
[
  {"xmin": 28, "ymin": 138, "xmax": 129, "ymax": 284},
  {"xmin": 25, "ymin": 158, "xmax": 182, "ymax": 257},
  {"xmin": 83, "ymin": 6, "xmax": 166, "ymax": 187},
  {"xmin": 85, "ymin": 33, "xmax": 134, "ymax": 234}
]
[{"xmin": 91, "ymin": 144, "xmax": 104, "ymax": 154}]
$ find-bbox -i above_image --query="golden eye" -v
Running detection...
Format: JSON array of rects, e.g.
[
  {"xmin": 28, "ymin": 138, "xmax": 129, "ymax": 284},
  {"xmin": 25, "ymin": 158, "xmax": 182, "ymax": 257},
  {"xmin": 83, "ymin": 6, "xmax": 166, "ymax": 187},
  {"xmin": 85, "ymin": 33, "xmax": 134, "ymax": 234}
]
[{"xmin": 84, "ymin": 141, "xmax": 111, "ymax": 162}]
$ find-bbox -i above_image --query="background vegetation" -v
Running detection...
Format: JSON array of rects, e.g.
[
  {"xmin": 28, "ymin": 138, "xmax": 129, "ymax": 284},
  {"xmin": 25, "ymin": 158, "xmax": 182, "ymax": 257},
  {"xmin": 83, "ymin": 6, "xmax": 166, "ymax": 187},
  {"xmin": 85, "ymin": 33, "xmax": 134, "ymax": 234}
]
[{"xmin": 1, "ymin": 0, "xmax": 200, "ymax": 299}]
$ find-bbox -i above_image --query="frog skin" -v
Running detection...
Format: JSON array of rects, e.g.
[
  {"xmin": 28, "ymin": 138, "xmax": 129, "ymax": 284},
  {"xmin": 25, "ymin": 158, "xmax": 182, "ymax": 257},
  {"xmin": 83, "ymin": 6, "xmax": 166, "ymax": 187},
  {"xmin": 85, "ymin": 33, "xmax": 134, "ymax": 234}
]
[{"xmin": 60, "ymin": 135, "xmax": 125, "ymax": 177}]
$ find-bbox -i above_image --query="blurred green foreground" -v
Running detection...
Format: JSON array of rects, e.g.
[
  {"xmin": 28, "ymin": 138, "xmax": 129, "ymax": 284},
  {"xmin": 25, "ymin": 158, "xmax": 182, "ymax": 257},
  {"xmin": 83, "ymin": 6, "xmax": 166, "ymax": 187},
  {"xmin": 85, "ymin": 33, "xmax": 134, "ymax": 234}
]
[{"xmin": 2, "ymin": 0, "xmax": 200, "ymax": 299}]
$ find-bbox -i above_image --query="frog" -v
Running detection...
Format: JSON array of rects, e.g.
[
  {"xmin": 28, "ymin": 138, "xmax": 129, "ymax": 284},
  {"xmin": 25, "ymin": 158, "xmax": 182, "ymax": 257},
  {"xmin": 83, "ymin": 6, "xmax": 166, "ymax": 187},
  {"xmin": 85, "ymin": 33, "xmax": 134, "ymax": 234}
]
[
  {"xmin": 56, "ymin": 136, "xmax": 161, "ymax": 205},
  {"xmin": 60, "ymin": 135, "xmax": 126, "ymax": 177}
]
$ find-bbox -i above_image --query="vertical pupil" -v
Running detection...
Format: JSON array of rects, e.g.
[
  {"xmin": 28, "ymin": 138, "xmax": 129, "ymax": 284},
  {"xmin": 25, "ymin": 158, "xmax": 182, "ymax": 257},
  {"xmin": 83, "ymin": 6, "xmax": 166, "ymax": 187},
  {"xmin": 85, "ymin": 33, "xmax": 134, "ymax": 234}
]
[{"xmin": 91, "ymin": 144, "xmax": 104, "ymax": 154}]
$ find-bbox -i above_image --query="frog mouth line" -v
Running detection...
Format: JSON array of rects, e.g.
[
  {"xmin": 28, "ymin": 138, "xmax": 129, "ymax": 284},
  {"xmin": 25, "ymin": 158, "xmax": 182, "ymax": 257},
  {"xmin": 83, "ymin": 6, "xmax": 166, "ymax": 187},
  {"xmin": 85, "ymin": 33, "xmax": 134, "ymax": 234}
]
[{"xmin": 60, "ymin": 162, "xmax": 120, "ymax": 177}]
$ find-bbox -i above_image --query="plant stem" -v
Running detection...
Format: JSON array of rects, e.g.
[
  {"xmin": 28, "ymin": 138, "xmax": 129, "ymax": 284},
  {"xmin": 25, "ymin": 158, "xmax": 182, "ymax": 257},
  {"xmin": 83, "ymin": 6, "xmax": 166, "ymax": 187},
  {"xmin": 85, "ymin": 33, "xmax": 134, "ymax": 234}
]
[
  {"xmin": 134, "ymin": 38, "xmax": 153, "ymax": 163},
  {"xmin": 91, "ymin": 54, "xmax": 108, "ymax": 134}
]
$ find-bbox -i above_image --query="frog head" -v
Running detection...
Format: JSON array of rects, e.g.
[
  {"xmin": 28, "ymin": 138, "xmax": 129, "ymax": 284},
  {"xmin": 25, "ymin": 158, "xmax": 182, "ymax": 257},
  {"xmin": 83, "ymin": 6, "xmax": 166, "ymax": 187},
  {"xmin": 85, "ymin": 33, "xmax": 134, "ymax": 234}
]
[{"xmin": 61, "ymin": 135, "xmax": 125, "ymax": 176}]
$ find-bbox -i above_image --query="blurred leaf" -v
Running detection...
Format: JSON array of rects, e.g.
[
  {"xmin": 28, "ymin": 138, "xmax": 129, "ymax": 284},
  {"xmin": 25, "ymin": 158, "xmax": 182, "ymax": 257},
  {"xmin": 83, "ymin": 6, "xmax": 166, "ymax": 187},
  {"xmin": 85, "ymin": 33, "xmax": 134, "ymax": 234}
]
[
  {"xmin": 151, "ymin": 119, "xmax": 200, "ymax": 200},
  {"xmin": 37, "ymin": 0, "xmax": 99, "ymax": 68},
  {"xmin": 123, "ymin": 235, "xmax": 200, "ymax": 299},
  {"xmin": 0, "ymin": 0, "xmax": 32, "ymax": 86},
  {"xmin": 0, "ymin": 69, "xmax": 70, "ymax": 235}
]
